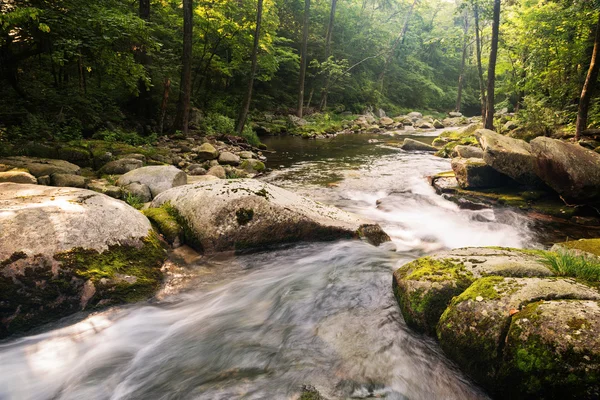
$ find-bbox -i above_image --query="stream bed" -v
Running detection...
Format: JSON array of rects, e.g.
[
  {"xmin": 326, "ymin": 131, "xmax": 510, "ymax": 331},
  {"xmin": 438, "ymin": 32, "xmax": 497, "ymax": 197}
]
[{"xmin": 0, "ymin": 133, "xmax": 543, "ymax": 400}]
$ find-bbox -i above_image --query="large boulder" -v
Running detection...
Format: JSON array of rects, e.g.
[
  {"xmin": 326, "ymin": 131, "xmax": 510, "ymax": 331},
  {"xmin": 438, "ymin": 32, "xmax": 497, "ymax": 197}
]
[
  {"xmin": 218, "ymin": 151, "xmax": 241, "ymax": 166},
  {"xmin": 400, "ymin": 138, "xmax": 437, "ymax": 152},
  {"xmin": 379, "ymin": 116, "xmax": 394, "ymax": 126},
  {"xmin": 530, "ymin": 137, "xmax": 600, "ymax": 202},
  {"xmin": 194, "ymin": 143, "xmax": 219, "ymax": 161},
  {"xmin": 437, "ymin": 276, "xmax": 600, "ymax": 392},
  {"xmin": 476, "ymin": 129, "xmax": 540, "ymax": 185},
  {"xmin": 451, "ymin": 157, "xmax": 510, "ymax": 189},
  {"xmin": 117, "ymin": 166, "xmax": 187, "ymax": 198},
  {"xmin": 453, "ymin": 145, "xmax": 483, "ymax": 159},
  {"xmin": 0, "ymin": 156, "xmax": 80, "ymax": 177},
  {"xmin": 50, "ymin": 173, "xmax": 86, "ymax": 188},
  {"xmin": 0, "ymin": 183, "xmax": 165, "ymax": 338},
  {"xmin": 151, "ymin": 179, "xmax": 390, "ymax": 253},
  {"xmin": 99, "ymin": 158, "xmax": 144, "ymax": 175},
  {"xmin": 393, "ymin": 248, "xmax": 552, "ymax": 334}
]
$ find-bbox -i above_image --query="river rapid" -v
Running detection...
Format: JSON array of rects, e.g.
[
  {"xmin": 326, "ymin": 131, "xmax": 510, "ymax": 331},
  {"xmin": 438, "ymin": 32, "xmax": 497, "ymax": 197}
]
[{"xmin": 0, "ymin": 132, "xmax": 541, "ymax": 400}]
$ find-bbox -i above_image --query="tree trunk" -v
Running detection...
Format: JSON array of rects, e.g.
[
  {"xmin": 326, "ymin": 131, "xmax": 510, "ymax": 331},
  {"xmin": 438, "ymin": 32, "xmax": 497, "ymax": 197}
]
[
  {"xmin": 159, "ymin": 78, "xmax": 171, "ymax": 134},
  {"xmin": 236, "ymin": 0, "xmax": 264, "ymax": 135},
  {"xmin": 474, "ymin": 3, "xmax": 486, "ymax": 121},
  {"xmin": 139, "ymin": 0, "xmax": 150, "ymax": 20},
  {"xmin": 378, "ymin": 0, "xmax": 418, "ymax": 91},
  {"xmin": 485, "ymin": 0, "xmax": 500, "ymax": 130},
  {"xmin": 576, "ymin": 12, "xmax": 600, "ymax": 140},
  {"xmin": 297, "ymin": 0, "xmax": 310, "ymax": 118},
  {"xmin": 175, "ymin": 0, "xmax": 193, "ymax": 134},
  {"xmin": 455, "ymin": 11, "xmax": 469, "ymax": 112},
  {"xmin": 318, "ymin": 0, "xmax": 337, "ymax": 110}
]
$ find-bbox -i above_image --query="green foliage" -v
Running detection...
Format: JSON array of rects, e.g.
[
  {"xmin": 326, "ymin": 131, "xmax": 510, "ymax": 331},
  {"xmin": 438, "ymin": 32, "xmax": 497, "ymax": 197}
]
[
  {"xmin": 92, "ymin": 129, "xmax": 156, "ymax": 146},
  {"xmin": 124, "ymin": 193, "xmax": 145, "ymax": 210},
  {"xmin": 515, "ymin": 96, "xmax": 562, "ymax": 136},
  {"xmin": 541, "ymin": 251, "xmax": 600, "ymax": 282}
]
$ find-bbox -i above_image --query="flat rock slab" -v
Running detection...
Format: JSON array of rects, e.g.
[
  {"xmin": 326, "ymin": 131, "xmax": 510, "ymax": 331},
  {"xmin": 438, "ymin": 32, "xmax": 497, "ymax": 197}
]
[
  {"xmin": 117, "ymin": 165, "xmax": 187, "ymax": 198},
  {"xmin": 0, "ymin": 156, "xmax": 80, "ymax": 177},
  {"xmin": 151, "ymin": 179, "xmax": 390, "ymax": 253},
  {"xmin": 393, "ymin": 248, "xmax": 552, "ymax": 333}
]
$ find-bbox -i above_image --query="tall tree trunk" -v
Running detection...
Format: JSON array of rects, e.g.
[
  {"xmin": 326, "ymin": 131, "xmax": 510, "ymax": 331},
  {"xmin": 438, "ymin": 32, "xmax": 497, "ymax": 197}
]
[
  {"xmin": 455, "ymin": 11, "xmax": 469, "ymax": 112},
  {"xmin": 139, "ymin": 0, "xmax": 150, "ymax": 20},
  {"xmin": 175, "ymin": 0, "xmax": 193, "ymax": 134},
  {"xmin": 159, "ymin": 78, "xmax": 171, "ymax": 134},
  {"xmin": 378, "ymin": 0, "xmax": 418, "ymax": 91},
  {"xmin": 236, "ymin": 0, "xmax": 264, "ymax": 135},
  {"xmin": 484, "ymin": 0, "xmax": 500, "ymax": 130},
  {"xmin": 474, "ymin": 3, "xmax": 486, "ymax": 121},
  {"xmin": 297, "ymin": 0, "xmax": 310, "ymax": 118},
  {"xmin": 319, "ymin": 0, "xmax": 337, "ymax": 111},
  {"xmin": 576, "ymin": 12, "xmax": 600, "ymax": 140}
]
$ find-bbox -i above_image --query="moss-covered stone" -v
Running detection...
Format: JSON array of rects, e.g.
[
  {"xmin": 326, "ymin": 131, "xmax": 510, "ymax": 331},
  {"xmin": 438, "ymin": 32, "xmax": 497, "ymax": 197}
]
[
  {"xmin": 0, "ymin": 233, "xmax": 166, "ymax": 338},
  {"xmin": 553, "ymin": 239, "xmax": 600, "ymax": 258},
  {"xmin": 57, "ymin": 146, "xmax": 93, "ymax": 168},
  {"xmin": 143, "ymin": 206, "xmax": 183, "ymax": 244}
]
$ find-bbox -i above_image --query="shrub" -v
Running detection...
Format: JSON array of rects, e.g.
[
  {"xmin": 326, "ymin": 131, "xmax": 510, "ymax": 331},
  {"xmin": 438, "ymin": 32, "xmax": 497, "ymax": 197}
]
[
  {"xmin": 92, "ymin": 128, "xmax": 156, "ymax": 146},
  {"xmin": 516, "ymin": 96, "xmax": 562, "ymax": 136}
]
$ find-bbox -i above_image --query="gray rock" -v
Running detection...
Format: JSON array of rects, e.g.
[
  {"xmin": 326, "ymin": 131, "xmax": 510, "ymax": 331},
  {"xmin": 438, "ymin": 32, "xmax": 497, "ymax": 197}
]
[
  {"xmin": 530, "ymin": 137, "xmax": 600, "ymax": 202},
  {"xmin": 87, "ymin": 180, "xmax": 122, "ymax": 199},
  {"xmin": 218, "ymin": 151, "xmax": 241, "ymax": 166},
  {"xmin": 239, "ymin": 159, "xmax": 266, "ymax": 173},
  {"xmin": 0, "ymin": 156, "xmax": 80, "ymax": 177},
  {"xmin": 451, "ymin": 157, "xmax": 509, "ymax": 189},
  {"xmin": 0, "ymin": 183, "xmax": 163, "ymax": 338},
  {"xmin": 415, "ymin": 119, "xmax": 434, "ymax": 129},
  {"xmin": 206, "ymin": 165, "xmax": 226, "ymax": 179},
  {"xmin": 453, "ymin": 145, "xmax": 483, "ymax": 159},
  {"xmin": 187, "ymin": 175, "xmax": 220, "ymax": 184},
  {"xmin": 188, "ymin": 165, "xmax": 207, "ymax": 176},
  {"xmin": 122, "ymin": 182, "xmax": 152, "ymax": 202},
  {"xmin": 448, "ymin": 111, "xmax": 463, "ymax": 118},
  {"xmin": 0, "ymin": 170, "xmax": 37, "ymax": 184},
  {"xmin": 400, "ymin": 138, "xmax": 437, "ymax": 152},
  {"xmin": 288, "ymin": 114, "xmax": 308, "ymax": 126},
  {"xmin": 99, "ymin": 158, "xmax": 143, "ymax": 175},
  {"xmin": 194, "ymin": 143, "xmax": 219, "ymax": 160},
  {"xmin": 433, "ymin": 120, "xmax": 444, "ymax": 129},
  {"xmin": 151, "ymin": 179, "xmax": 390, "ymax": 253},
  {"xmin": 37, "ymin": 175, "xmax": 51, "ymax": 185},
  {"xmin": 407, "ymin": 112, "xmax": 423, "ymax": 120},
  {"xmin": 117, "ymin": 166, "xmax": 187, "ymax": 198},
  {"xmin": 51, "ymin": 173, "xmax": 86, "ymax": 188},
  {"xmin": 117, "ymin": 153, "xmax": 146, "ymax": 162},
  {"xmin": 379, "ymin": 116, "xmax": 394, "ymax": 126},
  {"xmin": 238, "ymin": 151, "xmax": 255, "ymax": 159},
  {"xmin": 476, "ymin": 129, "xmax": 540, "ymax": 185}
]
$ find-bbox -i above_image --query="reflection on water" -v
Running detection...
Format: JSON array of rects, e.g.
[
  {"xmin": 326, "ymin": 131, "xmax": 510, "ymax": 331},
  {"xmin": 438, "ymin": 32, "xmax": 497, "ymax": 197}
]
[{"xmin": 0, "ymin": 133, "xmax": 539, "ymax": 400}]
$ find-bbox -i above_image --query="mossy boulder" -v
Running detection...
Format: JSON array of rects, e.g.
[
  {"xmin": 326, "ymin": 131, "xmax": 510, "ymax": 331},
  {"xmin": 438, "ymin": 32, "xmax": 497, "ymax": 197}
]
[
  {"xmin": 552, "ymin": 239, "xmax": 600, "ymax": 258},
  {"xmin": 437, "ymin": 277, "xmax": 600, "ymax": 391},
  {"xmin": 451, "ymin": 157, "xmax": 511, "ymax": 189},
  {"xmin": 0, "ymin": 183, "xmax": 166, "ymax": 338},
  {"xmin": 501, "ymin": 300, "xmax": 600, "ymax": 399},
  {"xmin": 239, "ymin": 159, "xmax": 266, "ymax": 173},
  {"xmin": 99, "ymin": 158, "xmax": 143, "ymax": 175},
  {"xmin": 57, "ymin": 146, "xmax": 93, "ymax": 168},
  {"xmin": 393, "ymin": 248, "xmax": 552, "ymax": 333},
  {"xmin": 143, "ymin": 205, "xmax": 183, "ymax": 245},
  {"xmin": 150, "ymin": 179, "xmax": 390, "ymax": 253}
]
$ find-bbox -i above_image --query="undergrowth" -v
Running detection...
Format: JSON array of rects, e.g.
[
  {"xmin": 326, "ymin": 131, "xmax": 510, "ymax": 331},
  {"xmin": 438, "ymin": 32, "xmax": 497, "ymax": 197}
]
[{"xmin": 541, "ymin": 251, "xmax": 600, "ymax": 281}]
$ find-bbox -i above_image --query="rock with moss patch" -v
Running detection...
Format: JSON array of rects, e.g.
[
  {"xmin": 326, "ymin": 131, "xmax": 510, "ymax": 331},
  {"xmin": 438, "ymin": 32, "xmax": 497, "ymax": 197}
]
[
  {"xmin": 218, "ymin": 151, "xmax": 241, "ymax": 166},
  {"xmin": 0, "ymin": 170, "xmax": 37, "ymax": 184},
  {"xmin": 117, "ymin": 166, "xmax": 187, "ymax": 199},
  {"xmin": 437, "ymin": 276, "xmax": 600, "ymax": 390},
  {"xmin": 551, "ymin": 238, "xmax": 600, "ymax": 258},
  {"xmin": 0, "ymin": 183, "xmax": 165, "ymax": 338},
  {"xmin": 194, "ymin": 143, "xmax": 219, "ymax": 160},
  {"xmin": 400, "ymin": 138, "xmax": 437, "ymax": 152},
  {"xmin": 87, "ymin": 179, "xmax": 122, "ymax": 199},
  {"xmin": 393, "ymin": 248, "xmax": 552, "ymax": 333},
  {"xmin": 122, "ymin": 182, "xmax": 152, "ymax": 202},
  {"xmin": 453, "ymin": 145, "xmax": 483, "ymax": 159},
  {"xmin": 151, "ymin": 179, "xmax": 390, "ymax": 253},
  {"xmin": 50, "ymin": 173, "xmax": 87, "ymax": 188},
  {"xmin": 499, "ymin": 299, "xmax": 600, "ymax": 399},
  {"xmin": 476, "ymin": 129, "xmax": 541, "ymax": 186},
  {"xmin": 239, "ymin": 159, "xmax": 265, "ymax": 173},
  {"xmin": 57, "ymin": 146, "xmax": 92, "ymax": 168},
  {"xmin": 143, "ymin": 205, "xmax": 183, "ymax": 245},
  {"xmin": 0, "ymin": 156, "xmax": 80, "ymax": 177}
]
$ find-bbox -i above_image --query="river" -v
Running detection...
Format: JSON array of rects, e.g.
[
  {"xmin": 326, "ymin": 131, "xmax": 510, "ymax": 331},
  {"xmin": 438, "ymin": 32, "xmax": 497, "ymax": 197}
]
[{"xmin": 0, "ymin": 132, "xmax": 540, "ymax": 400}]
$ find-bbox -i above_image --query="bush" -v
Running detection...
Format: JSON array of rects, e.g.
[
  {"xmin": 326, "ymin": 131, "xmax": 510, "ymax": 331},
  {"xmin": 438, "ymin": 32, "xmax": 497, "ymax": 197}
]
[
  {"xmin": 92, "ymin": 128, "xmax": 156, "ymax": 146},
  {"xmin": 541, "ymin": 251, "xmax": 600, "ymax": 281},
  {"xmin": 200, "ymin": 112, "xmax": 261, "ymax": 146},
  {"xmin": 516, "ymin": 96, "xmax": 562, "ymax": 136}
]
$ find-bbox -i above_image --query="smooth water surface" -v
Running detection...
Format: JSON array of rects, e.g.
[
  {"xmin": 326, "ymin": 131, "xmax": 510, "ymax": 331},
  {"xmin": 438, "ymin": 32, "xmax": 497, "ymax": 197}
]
[{"xmin": 0, "ymin": 133, "xmax": 539, "ymax": 400}]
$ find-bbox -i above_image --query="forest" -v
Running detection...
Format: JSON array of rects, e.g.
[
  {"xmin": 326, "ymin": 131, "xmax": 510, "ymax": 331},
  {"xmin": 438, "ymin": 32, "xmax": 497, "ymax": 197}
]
[{"xmin": 1, "ymin": 0, "xmax": 599, "ymax": 144}]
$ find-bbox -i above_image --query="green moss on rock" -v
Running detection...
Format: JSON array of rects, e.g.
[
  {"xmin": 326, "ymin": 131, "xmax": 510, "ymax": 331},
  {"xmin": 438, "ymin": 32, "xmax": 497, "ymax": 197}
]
[
  {"xmin": 555, "ymin": 239, "xmax": 600, "ymax": 257},
  {"xmin": 143, "ymin": 206, "xmax": 183, "ymax": 244}
]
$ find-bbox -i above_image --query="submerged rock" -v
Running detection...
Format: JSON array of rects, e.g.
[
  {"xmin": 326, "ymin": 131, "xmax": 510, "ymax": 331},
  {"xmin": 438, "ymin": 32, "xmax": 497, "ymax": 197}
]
[
  {"xmin": 530, "ymin": 137, "xmax": 600, "ymax": 203},
  {"xmin": 117, "ymin": 165, "xmax": 187, "ymax": 198},
  {"xmin": 0, "ymin": 183, "xmax": 165, "ymax": 338},
  {"xmin": 476, "ymin": 129, "xmax": 540, "ymax": 186},
  {"xmin": 400, "ymin": 138, "xmax": 437, "ymax": 152},
  {"xmin": 151, "ymin": 179, "xmax": 390, "ymax": 253}
]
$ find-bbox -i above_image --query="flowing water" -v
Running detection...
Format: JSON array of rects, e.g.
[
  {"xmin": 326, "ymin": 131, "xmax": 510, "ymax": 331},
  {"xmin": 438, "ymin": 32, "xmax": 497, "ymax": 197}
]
[{"xmin": 0, "ymin": 132, "xmax": 542, "ymax": 400}]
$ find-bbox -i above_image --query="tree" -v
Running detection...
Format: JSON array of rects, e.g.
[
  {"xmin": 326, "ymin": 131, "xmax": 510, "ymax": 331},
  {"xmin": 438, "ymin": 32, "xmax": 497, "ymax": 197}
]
[
  {"xmin": 576, "ymin": 11, "xmax": 600, "ymax": 140},
  {"xmin": 236, "ymin": 0, "xmax": 264, "ymax": 134},
  {"xmin": 473, "ymin": 2, "xmax": 486, "ymax": 120},
  {"xmin": 139, "ymin": 0, "xmax": 150, "ymax": 20},
  {"xmin": 297, "ymin": 0, "xmax": 310, "ymax": 118},
  {"xmin": 455, "ymin": 9, "xmax": 469, "ymax": 112},
  {"xmin": 484, "ymin": 0, "xmax": 500, "ymax": 130},
  {"xmin": 175, "ymin": 0, "xmax": 193, "ymax": 135},
  {"xmin": 318, "ymin": 0, "xmax": 337, "ymax": 111}
]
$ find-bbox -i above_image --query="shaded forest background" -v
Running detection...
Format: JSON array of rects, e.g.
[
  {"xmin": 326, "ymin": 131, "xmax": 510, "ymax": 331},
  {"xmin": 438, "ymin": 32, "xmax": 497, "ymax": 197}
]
[{"xmin": 1, "ymin": 0, "xmax": 599, "ymax": 143}]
